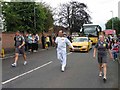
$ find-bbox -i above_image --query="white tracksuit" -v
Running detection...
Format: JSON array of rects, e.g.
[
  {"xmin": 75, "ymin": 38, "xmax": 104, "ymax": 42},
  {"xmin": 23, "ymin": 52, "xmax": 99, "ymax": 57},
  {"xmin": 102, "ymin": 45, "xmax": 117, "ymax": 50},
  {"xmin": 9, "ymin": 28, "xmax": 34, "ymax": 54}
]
[{"xmin": 55, "ymin": 37, "xmax": 74, "ymax": 68}]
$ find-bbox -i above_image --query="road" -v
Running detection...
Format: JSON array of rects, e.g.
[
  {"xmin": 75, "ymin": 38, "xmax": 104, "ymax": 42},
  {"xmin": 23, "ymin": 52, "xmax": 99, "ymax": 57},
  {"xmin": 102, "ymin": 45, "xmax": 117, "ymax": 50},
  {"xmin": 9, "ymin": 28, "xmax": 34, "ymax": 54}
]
[{"xmin": 2, "ymin": 47, "xmax": 119, "ymax": 88}]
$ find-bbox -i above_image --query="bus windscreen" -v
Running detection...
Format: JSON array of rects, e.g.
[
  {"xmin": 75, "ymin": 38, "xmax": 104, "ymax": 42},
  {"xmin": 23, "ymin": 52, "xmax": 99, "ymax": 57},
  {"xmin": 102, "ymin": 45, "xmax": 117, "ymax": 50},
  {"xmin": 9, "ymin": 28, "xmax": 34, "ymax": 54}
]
[{"xmin": 84, "ymin": 26, "xmax": 97, "ymax": 37}]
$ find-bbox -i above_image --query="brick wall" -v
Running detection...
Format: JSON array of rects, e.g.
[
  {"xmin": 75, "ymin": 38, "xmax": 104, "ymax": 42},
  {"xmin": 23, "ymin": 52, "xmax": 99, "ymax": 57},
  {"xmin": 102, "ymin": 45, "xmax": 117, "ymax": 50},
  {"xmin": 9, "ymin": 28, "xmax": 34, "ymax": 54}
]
[
  {"xmin": 1, "ymin": 32, "xmax": 15, "ymax": 54},
  {"xmin": 1, "ymin": 32, "xmax": 52, "ymax": 54},
  {"xmin": 2, "ymin": 32, "xmax": 15, "ymax": 50}
]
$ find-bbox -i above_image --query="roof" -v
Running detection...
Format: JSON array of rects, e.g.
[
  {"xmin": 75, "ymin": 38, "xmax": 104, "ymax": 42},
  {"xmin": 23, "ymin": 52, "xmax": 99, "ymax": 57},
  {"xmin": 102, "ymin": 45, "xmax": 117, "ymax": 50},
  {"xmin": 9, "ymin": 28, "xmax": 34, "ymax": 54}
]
[
  {"xmin": 103, "ymin": 29, "xmax": 116, "ymax": 35},
  {"xmin": 103, "ymin": 29, "xmax": 116, "ymax": 31}
]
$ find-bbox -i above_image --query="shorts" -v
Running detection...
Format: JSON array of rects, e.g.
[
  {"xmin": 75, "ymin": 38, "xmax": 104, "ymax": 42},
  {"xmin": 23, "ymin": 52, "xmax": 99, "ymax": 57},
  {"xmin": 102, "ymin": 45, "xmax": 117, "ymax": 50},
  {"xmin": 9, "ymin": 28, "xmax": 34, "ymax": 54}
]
[
  {"xmin": 98, "ymin": 55, "xmax": 107, "ymax": 64},
  {"xmin": 15, "ymin": 47, "xmax": 25, "ymax": 54}
]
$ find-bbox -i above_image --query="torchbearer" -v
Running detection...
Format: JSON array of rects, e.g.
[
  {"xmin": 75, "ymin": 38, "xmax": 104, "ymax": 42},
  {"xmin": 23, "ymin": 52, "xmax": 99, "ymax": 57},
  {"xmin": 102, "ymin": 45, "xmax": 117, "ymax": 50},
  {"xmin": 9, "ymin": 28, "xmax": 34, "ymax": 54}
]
[{"xmin": 55, "ymin": 30, "xmax": 74, "ymax": 72}]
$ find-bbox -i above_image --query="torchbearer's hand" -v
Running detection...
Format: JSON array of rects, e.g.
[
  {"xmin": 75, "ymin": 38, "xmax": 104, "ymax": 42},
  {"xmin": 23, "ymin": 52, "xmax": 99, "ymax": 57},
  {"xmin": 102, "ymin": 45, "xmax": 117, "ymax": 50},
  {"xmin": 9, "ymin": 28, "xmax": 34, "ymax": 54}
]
[{"xmin": 72, "ymin": 48, "xmax": 74, "ymax": 51}]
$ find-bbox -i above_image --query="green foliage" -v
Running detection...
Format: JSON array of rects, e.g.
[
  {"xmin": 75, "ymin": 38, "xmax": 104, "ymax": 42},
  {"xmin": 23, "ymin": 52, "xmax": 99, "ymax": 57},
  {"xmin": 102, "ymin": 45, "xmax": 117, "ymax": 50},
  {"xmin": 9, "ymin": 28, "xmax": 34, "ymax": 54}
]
[
  {"xmin": 42, "ymin": 5, "xmax": 54, "ymax": 32},
  {"xmin": 105, "ymin": 17, "xmax": 120, "ymax": 35},
  {"xmin": 2, "ymin": 2, "xmax": 54, "ymax": 33}
]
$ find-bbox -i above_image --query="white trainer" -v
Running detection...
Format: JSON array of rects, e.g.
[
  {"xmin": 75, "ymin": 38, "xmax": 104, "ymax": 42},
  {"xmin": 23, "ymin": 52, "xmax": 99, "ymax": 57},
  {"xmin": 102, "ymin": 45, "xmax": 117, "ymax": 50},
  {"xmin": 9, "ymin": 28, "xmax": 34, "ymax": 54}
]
[
  {"xmin": 61, "ymin": 66, "xmax": 65, "ymax": 72},
  {"xmin": 103, "ymin": 76, "xmax": 107, "ymax": 82},
  {"xmin": 11, "ymin": 63, "xmax": 17, "ymax": 67},
  {"xmin": 99, "ymin": 72, "xmax": 102, "ymax": 77},
  {"xmin": 24, "ymin": 61, "xmax": 27, "ymax": 65}
]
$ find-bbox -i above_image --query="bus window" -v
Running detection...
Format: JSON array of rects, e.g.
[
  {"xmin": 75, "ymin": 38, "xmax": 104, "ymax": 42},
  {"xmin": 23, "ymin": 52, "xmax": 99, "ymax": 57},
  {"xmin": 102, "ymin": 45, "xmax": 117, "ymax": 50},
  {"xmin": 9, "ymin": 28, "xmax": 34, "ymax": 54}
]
[{"xmin": 82, "ymin": 24, "xmax": 102, "ymax": 44}]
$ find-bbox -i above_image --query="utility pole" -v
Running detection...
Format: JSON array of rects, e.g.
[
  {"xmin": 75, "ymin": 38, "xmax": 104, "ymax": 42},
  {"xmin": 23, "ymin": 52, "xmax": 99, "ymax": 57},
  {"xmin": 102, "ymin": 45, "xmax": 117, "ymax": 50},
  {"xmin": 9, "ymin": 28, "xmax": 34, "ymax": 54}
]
[
  {"xmin": 34, "ymin": 7, "xmax": 36, "ymax": 32},
  {"xmin": 67, "ymin": 6, "xmax": 70, "ymax": 32},
  {"xmin": 110, "ymin": 11, "xmax": 114, "ymax": 29},
  {"xmin": 71, "ymin": 6, "xmax": 74, "ymax": 35}
]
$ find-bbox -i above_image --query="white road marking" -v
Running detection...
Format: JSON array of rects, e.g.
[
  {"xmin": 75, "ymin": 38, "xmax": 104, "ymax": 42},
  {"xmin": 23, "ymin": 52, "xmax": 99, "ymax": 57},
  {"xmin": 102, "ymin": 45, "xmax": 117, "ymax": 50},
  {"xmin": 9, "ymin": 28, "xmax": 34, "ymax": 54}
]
[
  {"xmin": 2, "ymin": 61, "xmax": 53, "ymax": 85},
  {"xmin": 67, "ymin": 52, "xmax": 72, "ymax": 55},
  {"xmin": 2, "ymin": 52, "xmax": 73, "ymax": 85}
]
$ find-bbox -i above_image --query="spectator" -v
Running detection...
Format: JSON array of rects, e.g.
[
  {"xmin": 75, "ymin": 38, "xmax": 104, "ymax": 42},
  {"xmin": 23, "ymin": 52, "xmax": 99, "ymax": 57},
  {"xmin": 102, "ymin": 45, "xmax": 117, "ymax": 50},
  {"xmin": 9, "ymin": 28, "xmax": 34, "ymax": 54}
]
[
  {"xmin": 111, "ymin": 39, "xmax": 119, "ymax": 61},
  {"xmin": 118, "ymin": 35, "xmax": 120, "ymax": 61},
  {"xmin": 46, "ymin": 35, "xmax": 50, "ymax": 47},
  {"xmin": 14, "ymin": 34, "xmax": 17, "ymax": 47},
  {"xmin": 28, "ymin": 33, "xmax": 33, "ymax": 52},
  {"xmin": 32, "ymin": 34, "xmax": 37, "ymax": 52},
  {"xmin": 41, "ymin": 33, "xmax": 45, "ymax": 49},
  {"xmin": 35, "ymin": 34, "xmax": 39, "ymax": 51},
  {"xmin": 52, "ymin": 35, "xmax": 56, "ymax": 47},
  {"xmin": 67, "ymin": 35, "xmax": 72, "ymax": 42},
  {"xmin": 23, "ymin": 32, "xmax": 29, "ymax": 51},
  {"xmin": 49, "ymin": 35, "xmax": 52, "ymax": 46}
]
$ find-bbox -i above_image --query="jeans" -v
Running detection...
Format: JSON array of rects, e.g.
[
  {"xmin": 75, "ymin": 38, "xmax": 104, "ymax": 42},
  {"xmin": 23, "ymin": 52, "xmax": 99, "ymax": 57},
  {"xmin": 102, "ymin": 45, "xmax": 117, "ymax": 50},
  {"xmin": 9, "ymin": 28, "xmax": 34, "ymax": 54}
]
[{"xmin": 112, "ymin": 51, "xmax": 118, "ymax": 59}]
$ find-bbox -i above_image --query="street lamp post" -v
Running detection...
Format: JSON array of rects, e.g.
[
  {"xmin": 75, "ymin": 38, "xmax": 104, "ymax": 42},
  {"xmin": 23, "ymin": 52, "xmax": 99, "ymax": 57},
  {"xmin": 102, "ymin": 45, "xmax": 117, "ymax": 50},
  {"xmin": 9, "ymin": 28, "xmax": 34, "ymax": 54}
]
[
  {"xmin": 110, "ymin": 11, "xmax": 114, "ymax": 29},
  {"xmin": 34, "ymin": 7, "xmax": 36, "ymax": 32},
  {"xmin": 67, "ymin": 6, "xmax": 70, "ymax": 32},
  {"xmin": 71, "ymin": 6, "xmax": 75, "ymax": 35}
]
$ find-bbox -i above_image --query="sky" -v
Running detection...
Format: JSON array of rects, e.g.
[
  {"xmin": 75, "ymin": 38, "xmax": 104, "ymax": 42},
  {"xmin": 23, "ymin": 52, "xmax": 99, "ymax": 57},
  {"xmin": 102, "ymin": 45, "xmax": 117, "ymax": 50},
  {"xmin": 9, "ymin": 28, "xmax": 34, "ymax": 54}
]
[
  {"xmin": 36, "ymin": 0, "xmax": 120, "ymax": 30},
  {"xmin": 3, "ymin": 0, "xmax": 120, "ymax": 30}
]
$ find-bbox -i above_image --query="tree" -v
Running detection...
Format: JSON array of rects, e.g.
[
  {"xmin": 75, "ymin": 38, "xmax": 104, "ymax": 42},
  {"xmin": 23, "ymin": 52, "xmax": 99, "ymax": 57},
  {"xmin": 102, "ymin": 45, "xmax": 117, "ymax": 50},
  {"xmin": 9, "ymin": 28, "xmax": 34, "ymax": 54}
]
[
  {"xmin": 55, "ymin": 1, "xmax": 91, "ymax": 34},
  {"xmin": 37, "ymin": 2, "xmax": 54, "ymax": 32},
  {"xmin": 43, "ymin": 6, "xmax": 54, "ymax": 32},
  {"xmin": 105, "ymin": 17, "xmax": 120, "ymax": 35},
  {"xmin": 2, "ymin": 1, "xmax": 54, "ymax": 33}
]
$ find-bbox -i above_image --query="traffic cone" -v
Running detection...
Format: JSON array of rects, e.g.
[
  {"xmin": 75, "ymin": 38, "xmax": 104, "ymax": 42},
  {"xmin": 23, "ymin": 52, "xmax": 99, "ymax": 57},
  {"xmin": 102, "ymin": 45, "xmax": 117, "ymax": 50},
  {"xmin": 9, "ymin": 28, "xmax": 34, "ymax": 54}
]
[{"xmin": 1, "ymin": 48, "xmax": 5, "ymax": 58}]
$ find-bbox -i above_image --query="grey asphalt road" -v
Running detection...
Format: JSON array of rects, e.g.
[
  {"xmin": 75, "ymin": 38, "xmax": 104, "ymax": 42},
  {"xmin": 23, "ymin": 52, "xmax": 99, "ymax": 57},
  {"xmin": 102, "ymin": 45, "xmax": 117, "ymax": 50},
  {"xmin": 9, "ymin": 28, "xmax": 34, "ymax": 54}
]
[{"xmin": 2, "ymin": 47, "xmax": 119, "ymax": 88}]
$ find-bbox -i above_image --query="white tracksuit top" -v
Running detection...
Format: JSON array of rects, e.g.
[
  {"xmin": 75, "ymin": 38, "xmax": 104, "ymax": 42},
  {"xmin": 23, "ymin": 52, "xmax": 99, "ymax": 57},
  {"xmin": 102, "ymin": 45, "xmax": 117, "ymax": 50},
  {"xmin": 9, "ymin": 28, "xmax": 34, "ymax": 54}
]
[{"xmin": 55, "ymin": 37, "xmax": 74, "ymax": 52}]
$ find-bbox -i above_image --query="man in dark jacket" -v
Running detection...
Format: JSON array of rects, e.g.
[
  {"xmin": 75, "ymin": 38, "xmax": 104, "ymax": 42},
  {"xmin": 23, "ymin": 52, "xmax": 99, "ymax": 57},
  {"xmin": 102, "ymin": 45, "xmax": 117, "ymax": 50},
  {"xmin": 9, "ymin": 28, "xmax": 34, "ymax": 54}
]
[{"xmin": 41, "ymin": 33, "xmax": 45, "ymax": 49}]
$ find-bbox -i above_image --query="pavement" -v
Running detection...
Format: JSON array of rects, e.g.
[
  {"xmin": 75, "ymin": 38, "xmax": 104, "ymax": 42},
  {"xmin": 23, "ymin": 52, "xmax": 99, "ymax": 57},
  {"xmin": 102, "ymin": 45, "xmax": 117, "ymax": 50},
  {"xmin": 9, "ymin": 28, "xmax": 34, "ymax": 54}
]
[{"xmin": 2, "ymin": 47, "xmax": 119, "ymax": 88}]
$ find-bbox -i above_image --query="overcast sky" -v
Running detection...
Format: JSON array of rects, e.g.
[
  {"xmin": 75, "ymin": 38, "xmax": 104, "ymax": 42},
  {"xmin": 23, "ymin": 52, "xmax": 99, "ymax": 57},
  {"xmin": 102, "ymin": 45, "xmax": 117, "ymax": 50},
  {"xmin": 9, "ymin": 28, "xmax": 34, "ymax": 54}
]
[{"xmin": 36, "ymin": 0, "xmax": 120, "ymax": 30}]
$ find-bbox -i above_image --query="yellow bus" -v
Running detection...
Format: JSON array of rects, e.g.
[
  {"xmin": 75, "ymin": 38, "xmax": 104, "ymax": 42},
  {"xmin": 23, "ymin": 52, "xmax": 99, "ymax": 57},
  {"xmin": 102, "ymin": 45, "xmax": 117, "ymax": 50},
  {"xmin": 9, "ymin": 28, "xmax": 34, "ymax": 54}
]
[{"xmin": 82, "ymin": 24, "xmax": 102, "ymax": 44}]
